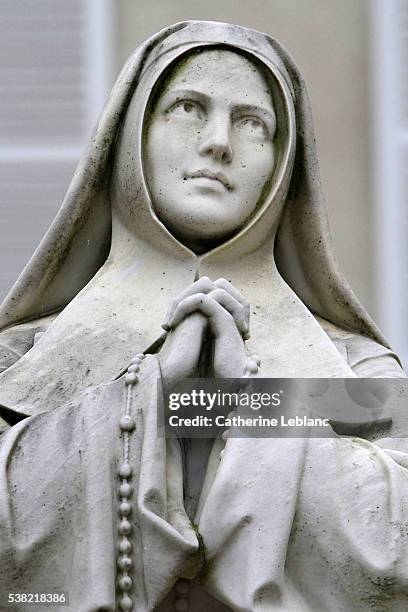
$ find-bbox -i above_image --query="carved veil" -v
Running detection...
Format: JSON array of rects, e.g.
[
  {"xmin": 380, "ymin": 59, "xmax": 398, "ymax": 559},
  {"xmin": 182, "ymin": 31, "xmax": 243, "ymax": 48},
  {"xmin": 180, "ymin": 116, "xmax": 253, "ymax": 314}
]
[{"xmin": 0, "ymin": 21, "xmax": 391, "ymax": 421}]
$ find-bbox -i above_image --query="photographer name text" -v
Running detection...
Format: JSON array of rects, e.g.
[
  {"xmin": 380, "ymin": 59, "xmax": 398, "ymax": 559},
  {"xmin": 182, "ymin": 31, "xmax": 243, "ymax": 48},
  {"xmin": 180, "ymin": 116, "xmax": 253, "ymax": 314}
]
[{"xmin": 167, "ymin": 414, "xmax": 330, "ymax": 428}]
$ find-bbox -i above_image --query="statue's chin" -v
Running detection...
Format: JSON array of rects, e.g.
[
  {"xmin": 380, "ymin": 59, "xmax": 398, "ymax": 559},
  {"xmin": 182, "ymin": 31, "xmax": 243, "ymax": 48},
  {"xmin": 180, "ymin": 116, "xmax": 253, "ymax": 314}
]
[
  {"xmin": 154, "ymin": 205, "xmax": 242, "ymax": 251},
  {"xmin": 160, "ymin": 217, "xmax": 237, "ymax": 253}
]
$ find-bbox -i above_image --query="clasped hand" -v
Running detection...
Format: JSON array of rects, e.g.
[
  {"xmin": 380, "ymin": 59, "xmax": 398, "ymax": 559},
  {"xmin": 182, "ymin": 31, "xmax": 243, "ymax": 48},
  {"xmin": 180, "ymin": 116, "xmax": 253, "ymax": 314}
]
[{"xmin": 159, "ymin": 276, "xmax": 250, "ymax": 388}]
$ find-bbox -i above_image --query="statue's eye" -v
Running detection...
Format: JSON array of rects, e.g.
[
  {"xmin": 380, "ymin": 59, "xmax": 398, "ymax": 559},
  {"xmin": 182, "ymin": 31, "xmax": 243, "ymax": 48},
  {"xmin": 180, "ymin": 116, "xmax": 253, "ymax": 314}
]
[
  {"xmin": 234, "ymin": 116, "xmax": 268, "ymax": 141},
  {"xmin": 167, "ymin": 100, "xmax": 205, "ymax": 120}
]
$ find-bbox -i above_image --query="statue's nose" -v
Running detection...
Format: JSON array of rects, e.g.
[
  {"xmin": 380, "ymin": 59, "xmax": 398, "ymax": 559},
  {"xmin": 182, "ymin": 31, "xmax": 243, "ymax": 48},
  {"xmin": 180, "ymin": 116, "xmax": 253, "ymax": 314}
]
[{"xmin": 198, "ymin": 114, "xmax": 233, "ymax": 164}]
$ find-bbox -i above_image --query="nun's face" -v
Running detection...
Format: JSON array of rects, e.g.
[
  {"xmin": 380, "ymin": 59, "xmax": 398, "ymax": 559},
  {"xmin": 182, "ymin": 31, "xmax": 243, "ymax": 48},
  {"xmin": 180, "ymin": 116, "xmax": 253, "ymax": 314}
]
[{"xmin": 144, "ymin": 49, "xmax": 277, "ymax": 250}]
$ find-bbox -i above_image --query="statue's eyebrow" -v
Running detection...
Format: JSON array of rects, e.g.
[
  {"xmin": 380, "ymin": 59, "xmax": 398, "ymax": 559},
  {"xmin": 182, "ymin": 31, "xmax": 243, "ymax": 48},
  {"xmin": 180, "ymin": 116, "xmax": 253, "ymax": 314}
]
[
  {"xmin": 158, "ymin": 89, "xmax": 276, "ymax": 135},
  {"xmin": 158, "ymin": 89, "xmax": 209, "ymax": 111}
]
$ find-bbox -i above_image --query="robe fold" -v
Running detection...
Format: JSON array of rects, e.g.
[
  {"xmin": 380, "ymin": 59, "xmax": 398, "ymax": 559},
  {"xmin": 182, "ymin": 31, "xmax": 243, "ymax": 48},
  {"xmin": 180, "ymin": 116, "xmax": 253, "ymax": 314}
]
[{"xmin": 1, "ymin": 355, "xmax": 408, "ymax": 611}]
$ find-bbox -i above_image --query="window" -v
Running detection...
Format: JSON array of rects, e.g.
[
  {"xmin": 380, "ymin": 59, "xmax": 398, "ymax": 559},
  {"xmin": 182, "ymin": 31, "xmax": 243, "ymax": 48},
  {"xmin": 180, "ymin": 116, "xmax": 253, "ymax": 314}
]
[
  {"xmin": 0, "ymin": 0, "xmax": 115, "ymax": 299},
  {"xmin": 371, "ymin": 0, "xmax": 408, "ymax": 364}
]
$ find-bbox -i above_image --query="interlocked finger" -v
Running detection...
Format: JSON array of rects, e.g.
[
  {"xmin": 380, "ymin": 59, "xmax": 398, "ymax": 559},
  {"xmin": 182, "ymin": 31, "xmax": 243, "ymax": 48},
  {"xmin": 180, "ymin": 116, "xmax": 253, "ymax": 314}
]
[
  {"xmin": 168, "ymin": 293, "xmax": 236, "ymax": 338},
  {"xmin": 208, "ymin": 288, "xmax": 248, "ymax": 336},
  {"xmin": 162, "ymin": 276, "xmax": 214, "ymax": 330},
  {"xmin": 213, "ymin": 278, "xmax": 250, "ymax": 328}
]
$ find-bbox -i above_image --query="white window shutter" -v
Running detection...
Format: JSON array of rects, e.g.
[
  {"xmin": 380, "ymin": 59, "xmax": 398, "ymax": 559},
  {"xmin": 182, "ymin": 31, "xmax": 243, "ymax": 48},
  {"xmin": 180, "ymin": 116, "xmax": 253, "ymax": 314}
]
[
  {"xmin": 371, "ymin": 0, "xmax": 408, "ymax": 364},
  {"xmin": 0, "ymin": 0, "xmax": 115, "ymax": 301}
]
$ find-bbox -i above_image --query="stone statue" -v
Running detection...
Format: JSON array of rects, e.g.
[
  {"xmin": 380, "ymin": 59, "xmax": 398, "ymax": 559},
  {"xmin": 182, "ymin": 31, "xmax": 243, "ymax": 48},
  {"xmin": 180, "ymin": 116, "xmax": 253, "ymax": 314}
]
[{"xmin": 0, "ymin": 20, "xmax": 407, "ymax": 612}]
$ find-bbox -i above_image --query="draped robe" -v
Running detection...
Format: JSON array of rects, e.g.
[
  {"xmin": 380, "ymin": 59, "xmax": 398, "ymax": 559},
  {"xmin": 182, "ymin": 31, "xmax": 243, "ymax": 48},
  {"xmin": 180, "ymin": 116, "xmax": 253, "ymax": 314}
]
[{"xmin": 0, "ymin": 20, "xmax": 407, "ymax": 612}]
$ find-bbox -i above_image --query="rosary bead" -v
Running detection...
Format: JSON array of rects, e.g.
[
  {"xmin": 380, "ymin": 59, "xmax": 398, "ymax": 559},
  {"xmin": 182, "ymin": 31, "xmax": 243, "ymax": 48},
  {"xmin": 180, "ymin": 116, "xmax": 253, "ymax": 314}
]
[
  {"xmin": 119, "ymin": 519, "xmax": 132, "ymax": 535},
  {"xmin": 118, "ymin": 574, "xmax": 133, "ymax": 591},
  {"xmin": 119, "ymin": 482, "xmax": 133, "ymax": 498},
  {"xmin": 119, "ymin": 593, "xmax": 133, "ymax": 610},
  {"xmin": 127, "ymin": 364, "xmax": 140, "ymax": 374},
  {"xmin": 219, "ymin": 449, "xmax": 225, "ymax": 460},
  {"xmin": 119, "ymin": 537, "xmax": 132, "ymax": 554},
  {"xmin": 245, "ymin": 358, "xmax": 259, "ymax": 374},
  {"xmin": 119, "ymin": 416, "xmax": 136, "ymax": 431},
  {"xmin": 119, "ymin": 501, "xmax": 132, "ymax": 516},
  {"xmin": 125, "ymin": 372, "xmax": 138, "ymax": 385},
  {"xmin": 118, "ymin": 555, "xmax": 133, "ymax": 571},
  {"xmin": 175, "ymin": 580, "xmax": 190, "ymax": 595},
  {"xmin": 252, "ymin": 354, "xmax": 261, "ymax": 366},
  {"xmin": 118, "ymin": 463, "xmax": 133, "ymax": 478},
  {"xmin": 174, "ymin": 598, "xmax": 189, "ymax": 611}
]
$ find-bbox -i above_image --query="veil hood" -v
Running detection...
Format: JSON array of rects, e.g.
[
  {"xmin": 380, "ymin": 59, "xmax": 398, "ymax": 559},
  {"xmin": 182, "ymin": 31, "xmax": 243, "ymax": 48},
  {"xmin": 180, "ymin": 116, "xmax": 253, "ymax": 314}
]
[{"xmin": 0, "ymin": 21, "xmax": 387, "ymax": 417}]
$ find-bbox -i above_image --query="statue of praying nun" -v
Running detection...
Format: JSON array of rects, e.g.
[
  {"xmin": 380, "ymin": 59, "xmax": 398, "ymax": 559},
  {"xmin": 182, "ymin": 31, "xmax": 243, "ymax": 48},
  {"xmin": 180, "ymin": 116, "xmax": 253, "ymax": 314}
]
[{"xmin": 0, "ymin": 20, "xmax": 407, "ymax": 612}]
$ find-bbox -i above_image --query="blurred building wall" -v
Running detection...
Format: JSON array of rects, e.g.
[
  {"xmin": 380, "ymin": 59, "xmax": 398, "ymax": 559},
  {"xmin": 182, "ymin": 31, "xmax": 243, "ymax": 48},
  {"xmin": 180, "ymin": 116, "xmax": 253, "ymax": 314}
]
[{"xmin": 117, "ymin": 0, "xmax": 372, "ymax": 311}]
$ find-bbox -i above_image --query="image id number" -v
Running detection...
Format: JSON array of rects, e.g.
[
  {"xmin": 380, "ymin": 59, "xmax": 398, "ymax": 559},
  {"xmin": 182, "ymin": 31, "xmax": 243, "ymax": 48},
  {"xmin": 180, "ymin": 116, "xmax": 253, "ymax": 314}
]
[{"xmin": 7, "ymin": 592, "xmax": 68, "ymax": 606}]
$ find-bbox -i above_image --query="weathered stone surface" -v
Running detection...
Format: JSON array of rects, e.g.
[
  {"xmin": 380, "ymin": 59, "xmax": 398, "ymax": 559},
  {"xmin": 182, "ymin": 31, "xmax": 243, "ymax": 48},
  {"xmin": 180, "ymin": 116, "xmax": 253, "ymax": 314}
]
[{"xmin": 0, "ymin": 20, "xmax": 406, "ymax": 612}]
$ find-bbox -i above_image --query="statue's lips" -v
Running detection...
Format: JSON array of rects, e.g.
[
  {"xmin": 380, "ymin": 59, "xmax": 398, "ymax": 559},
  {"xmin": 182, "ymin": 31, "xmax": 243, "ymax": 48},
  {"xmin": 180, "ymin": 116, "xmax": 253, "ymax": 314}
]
[{"xmin": 186, "ymin": 169, "xmax": 233, "ymax": 190}]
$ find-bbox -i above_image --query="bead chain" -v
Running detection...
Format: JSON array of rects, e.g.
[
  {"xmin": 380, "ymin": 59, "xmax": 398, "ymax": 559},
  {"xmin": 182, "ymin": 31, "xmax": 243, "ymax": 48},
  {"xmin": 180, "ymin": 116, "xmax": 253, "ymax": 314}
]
[
  {"xmin": 173, "ymin": 579, "xmax": 191, "ymax": 610},
  {"xmin": 117, "ymin": 353, "xmax": 145, "ymax": 612},
  {"xmin": 243, "ymin": 353, "xmax": 261, "ymax": 377},
  {"xmin": 116, "ymin": 352, "xmax": 261, "ymax": 608}
]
